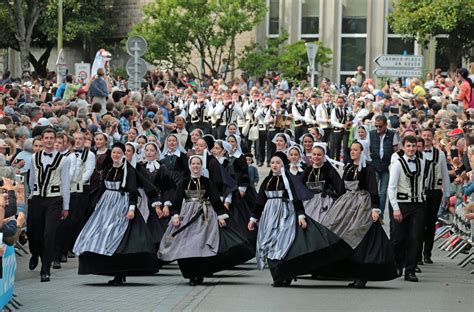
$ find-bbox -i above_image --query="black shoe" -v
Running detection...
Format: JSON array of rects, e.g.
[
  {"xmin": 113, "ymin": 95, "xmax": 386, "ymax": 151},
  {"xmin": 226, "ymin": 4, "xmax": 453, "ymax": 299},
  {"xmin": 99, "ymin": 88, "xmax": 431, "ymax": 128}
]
[
  {"xmin": 60, "ymin": 254, "xmax": 68, "ymax": 263},
  {"xmin": 188, "ymin": 276, "xmax": 203, "ymax": 286},
  {"xmin": 67, "ymin": 251, "xmax": 76, "ymax": 258},
  {"xmin": 40, "ymin": 273, "xmax": 50, "ymax": 282},
  {"xmin": 272, "ymin": 280, "xmax": 284, "ymax": 287},
  {"xmin": 423, "ymin": 256, "xmax": 433, "ymax": 264},
  {"xmin": 417, "ymin": 260, "xmax": 424, "ymax": 265},
  {"xmin": 108, "ymin": 276, "xmax": 125, "ymax": 286},
  {"xmin": 404, "ymin": 272, "xmax": 418, "ymax": 282},
  {"xmin": 29, "ymin": 256, "xmax": 39, "ymax": 270},
  {"xmin": 414, "ymin": 266, "xmax": 422, "ymax": 273},
  {"xmin": 348, "ymin": 280, "xmax": 367, "ymax": 288},
  {"xmin": 52, "ymin": 261, "xmax": 61, "ymax": 269}
]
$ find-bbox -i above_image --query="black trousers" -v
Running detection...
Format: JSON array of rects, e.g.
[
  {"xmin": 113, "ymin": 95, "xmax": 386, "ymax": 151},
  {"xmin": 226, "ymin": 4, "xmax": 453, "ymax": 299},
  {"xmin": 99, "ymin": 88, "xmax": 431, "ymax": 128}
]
[
  {"xmin": 294, "ymin": 125, "xmax": 308, "ymax": 144},
  {"xmin": 256, "ymin": 130, "xmax": 267, "ymax": 165},
  {"xmin": 329, "ymin": 130, "xmax": 344, "ymax": 160},
  {"xmin": 421, "ymin": 189, "xmax": 443, "ymax": 258},
  {"xmin": 189, "ymin": 122, "xmax": 211, "ymax": 135},
  {"xmin": 390, "ymin": 203, "xmax": 424, "ymax": 274},
  {"xmin": 238, "ymin": 127, "xmax": 251, "ymax": 154},
  {"xmin": 322, "ymin": 127, "xmax": 332, "ymax": 143},
  {"xmin": 27, "ymin": 196, "xmax": 63, "ymax": 275},
  {"xmin": 266, "ymin": 130, "xmax": 278, "ymax": 165},
  {"xmin": 216, "ymin": 125, "xmax": 227, "ymax": 139}
]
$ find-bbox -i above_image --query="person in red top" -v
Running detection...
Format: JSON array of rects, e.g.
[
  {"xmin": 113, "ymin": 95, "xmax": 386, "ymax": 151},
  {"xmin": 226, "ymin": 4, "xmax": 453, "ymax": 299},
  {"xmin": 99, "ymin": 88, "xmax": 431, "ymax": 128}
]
[{"xmin": 456, "ymin": 68, "xmax": 473, "ymax": 110}]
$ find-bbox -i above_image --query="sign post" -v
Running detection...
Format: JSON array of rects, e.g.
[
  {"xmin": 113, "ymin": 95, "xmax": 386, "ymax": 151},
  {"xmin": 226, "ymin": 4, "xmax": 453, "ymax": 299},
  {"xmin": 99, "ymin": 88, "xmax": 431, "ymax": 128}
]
[
  {"xmin": 373, "ymin": 54, "xmax": 423, "ymax": 78},
  {"xmin": 75, "ymin": 62, "xmax": 91, "ymax": 84},
  {"xmin": 56, "ymin": 48, "xmax": 67, "ymax": 84},
  {"xmin": 305, "ymin": 43, "xmax": 318, "ymax": 88},
  {"xmin": 126, "ymin": 36, "xmax": 148, "ymax": 91}
]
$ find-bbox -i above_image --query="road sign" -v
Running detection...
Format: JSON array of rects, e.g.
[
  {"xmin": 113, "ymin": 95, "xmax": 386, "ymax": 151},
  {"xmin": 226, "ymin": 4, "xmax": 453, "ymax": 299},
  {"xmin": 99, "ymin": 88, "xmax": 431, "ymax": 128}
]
[
  {"xmin": 126, "ymin": 57, "xmax": 147, "ymax": 77},
  {"xmin": 374, "ymin": 54, "xmax": 423, "ymax": 68},
  {"xmin": 56, "ymin": 48, "xmax": 66, "ymax": 66},
  {"xmin": 126, "ymin": 36, "xmax": 148, "ymax": 57},
  {"xmin": 75, "ymin": 62, "xmax": 91, "ymax": 83},
  {"xmin": 373, "ymin": 68, "xmax": 423, "ymax": 78}
]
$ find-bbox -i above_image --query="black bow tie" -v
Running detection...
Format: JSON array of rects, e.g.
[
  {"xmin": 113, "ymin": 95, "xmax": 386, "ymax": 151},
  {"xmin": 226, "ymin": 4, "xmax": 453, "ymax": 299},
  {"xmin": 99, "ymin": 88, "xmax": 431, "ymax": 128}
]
[
  {"xmin": 75, "ymin": 149, "xmax": 83, "ymax": 153},
  {"xmin": 424, "ymin": 150, "xmax": 432, "ymax": 153},
  {"xmin": 408, "ymin": 159, "xmax": 416, "ymax": 163},
  {"xmin": 44, "ymin": 152, "xmax": 53, "ymax": 158}
]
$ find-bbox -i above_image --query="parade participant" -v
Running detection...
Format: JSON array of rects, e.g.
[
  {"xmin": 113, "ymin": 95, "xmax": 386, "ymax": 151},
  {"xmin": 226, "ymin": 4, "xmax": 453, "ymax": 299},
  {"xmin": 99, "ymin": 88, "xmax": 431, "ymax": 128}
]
[
  {"xmin": 369, "ymin": 115, "xmax": 399, "ymax": 220},
  {"xmin": 272, "ymin": 132, "xmax": 291, "ymax": 153},
  {"xmin": 170, "ymin": 115, "xmax": 190, "ymax": 150},
  {"xmin": 248, "ymin": 153, "xmax": 351, "ymax": 287},
  {"xmin": 242, "ymin": 91, "xmax": 260, "ymax": 152},
  {"xmin": 210, "ymin": 139, "xmax": 236, "ymax": 209},
  {"xmin": 420, "ymin": 128, "xmax": 450, "ymax": 264},
  {"xmin": 265, "ymin": 98, "xmax": 288, "ymax": 164},
  {"xmin": 254, "ymin": 95, "xmax": 271, "ymax": 167},
  {"xmin": 192, "ymin": 138, "xmax": 224, "ymax": 190},
  {"xmin": 136, "ymin": 135, "xmax": 148, "ymax": 161},
  {"xmin": 125, "ymin": 142, "xmax": 139, "ymax": 167},
  {"xmin": 301, "ymin": 143, "xmax": 345, "ymax": 222},
  {"xmin": 286, "ymin": 145, "xmax": 305, "ymax": 176},
  {"xmin": 319, "ymin": 141, "xmax": 398, "ymax": 288},
  {"xmin": 125, "ymin": 127, "xmax": 139, "ymax": 143},
  {"xmin": 315, "ymin": 91, "xmax": 333, "ymax": 143},
  {"xmin": 388, "ymin": 136, "xmax": 426, "ymax": 282},
  {"xmin": 214, "ymin": 90, "xmax": 244, "ymax": 139},
  {"xmin": 304, "ymin": 94, "xmax": 319, "ymax": 129},
  {"xmin": 54, "ymin": 131, "xmax": 95, "ymax": 268},
  {"xmin": 224, "ymin": 122, "xmax": 241, "ymax": 138},
  {"xmin": 87, "ymin": 133, "xmax": 112, "ymax": 222},
  {"xmin": 354, "ymin": 125, "xmax": 371, "ymax": 161},
  {"xmin": 73, "ymin": 142, "xmax": 159, "ymax": 285},
  {"xmin": 28, "ymin": 128, "xmax": 71, "ymax": 282},
  {"xmin": 158, "ymin": 155, "xmax": 253, "ymax": 285},
  {"xmin": 292, "ymin": 92, "xmax": 309, "ymax": 143},
  {"xmin": 300, "ymin": 133, "xmax": 315, "ymax": 166},
  {"xmin": 136, "ymin": 142, "xmax": 176, "ymax": 250},
  {"xmin": 330, "ymin": 95, "xmax": 351, "ymax": 161},
  {"xmin": 188, "ymin": 128, "xmax": 204, "ymax": 154},
  {"xmin": 160, "ymin": 133, "xmax": 189, "ymax": 186},
  {"xmin": 189, "ymin": 90, "xmax": 212, "ymax": 134}
]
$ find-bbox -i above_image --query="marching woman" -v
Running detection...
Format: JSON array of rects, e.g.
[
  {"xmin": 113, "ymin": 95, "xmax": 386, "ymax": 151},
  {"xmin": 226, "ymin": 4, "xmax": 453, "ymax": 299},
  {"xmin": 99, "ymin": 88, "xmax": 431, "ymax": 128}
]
[
  {"xmin": 286, "ymin": 145, "xmax": 306, "ymax": 176},
  {"xmin": 318, "ymin": 141, "xmax": 398, "ymax": 288},
  {"xmin": 73, "ymin": 142, "xmax": 159, "ymax": 285},
  {"xmin": 87, "ymin": 132, "xmax": 112, "ymax": 222},
  {"xmin": 158, "ymin": 155, "xmax": 253, "ymax": 285},
  {"xmin": 160, "ymin": 134, "xmax": 189, "ymax": 186},
  {"xmin": 248, "ymin": 153, "xmax": 351, "ymax": 287},
  {"xmin": 301, "ymin": 143, "xmax": 345, "ymax": 222},
  {"xmin": 125, "ymin": 142, "xmax": 139, "ymax": 168},
  {"xmin": 272, "ymin": 133, "xmax": 292, "ymax": 153},
  {"xmin": 136, "ymin": 142, "xmax": 177, "ymax": 250},
  {"xmin": 300, "ymin": 133, "xmax": 315, "ymax": 166},
  {"xmin": 135, "ymin": 135, "xmax": 148, "ymax": 162}
]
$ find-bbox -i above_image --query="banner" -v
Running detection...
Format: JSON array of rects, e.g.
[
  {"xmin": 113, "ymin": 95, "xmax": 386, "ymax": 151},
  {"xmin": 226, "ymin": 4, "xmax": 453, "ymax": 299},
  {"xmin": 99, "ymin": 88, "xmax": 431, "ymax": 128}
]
[{"xmin": 0, "ymin": 246, "xmax": 16, "ymax": 308}]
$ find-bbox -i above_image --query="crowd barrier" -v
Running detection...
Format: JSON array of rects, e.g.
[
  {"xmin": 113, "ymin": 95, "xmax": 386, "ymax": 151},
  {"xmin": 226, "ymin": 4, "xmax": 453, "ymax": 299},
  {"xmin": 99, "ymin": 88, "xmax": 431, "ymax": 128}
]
[{"xmin": 0, "ymin": 245, "xmax": 17, "ymax": 310}]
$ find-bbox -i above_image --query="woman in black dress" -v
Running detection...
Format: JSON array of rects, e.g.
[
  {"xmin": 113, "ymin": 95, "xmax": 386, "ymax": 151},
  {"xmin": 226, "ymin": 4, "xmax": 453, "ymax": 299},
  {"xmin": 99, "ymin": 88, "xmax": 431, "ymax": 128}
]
[
  {"xmin": 86, "ymin": 132, "xmax": 112, "ymax": 222},
  {"xmin": 136, "ymin": 142, "xmax": 177, "ymax": 250},
  {"xmin": 286, "ymin": 145, "xmax": 306, "ymax": 176},
  {"xmin": 160, "ymin": 134, "xmax": 189, "ymax": 187},
  {"xmin": 158, "ymin": 155, "xmax": 253, "ymax": 285},
  {"xmin": 73, "ymin": 142, "xmax": 159, "ymax": 285},
  {"xmin": 248, "ymin": 153, "xmax": 351, "ymax": 287},
  {"xmin": 301, "ymin": 143, "xmax": 345, "ymax": 222},
  {"xmin": 318, "ymin": 141, "xmax": 398, "ymax": 288}
]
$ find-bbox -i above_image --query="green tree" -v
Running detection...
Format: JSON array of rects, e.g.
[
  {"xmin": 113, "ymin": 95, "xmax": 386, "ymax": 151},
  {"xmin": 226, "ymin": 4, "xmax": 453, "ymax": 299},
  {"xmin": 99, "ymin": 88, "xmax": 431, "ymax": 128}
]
[
  {"xmin": 0, "ymin": 0, "xmax": 114, "ymax": 77},
  {"xmin": 388, "ymin": 0, "xmax": 474, "ymax": 70},
  {"xmin": 239, "ymin": 33, "xmax": 332, "ymax": 83},
  {"xmin": 133, "ymin": 0, "xmax": 267, "ymax": 78}
]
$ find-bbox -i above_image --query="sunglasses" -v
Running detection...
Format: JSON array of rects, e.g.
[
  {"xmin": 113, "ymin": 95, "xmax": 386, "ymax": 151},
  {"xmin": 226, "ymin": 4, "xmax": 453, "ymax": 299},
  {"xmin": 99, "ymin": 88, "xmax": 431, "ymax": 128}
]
[{"xmin": 375, "ymin": 125, "xmax": 385, "ymax": 128}]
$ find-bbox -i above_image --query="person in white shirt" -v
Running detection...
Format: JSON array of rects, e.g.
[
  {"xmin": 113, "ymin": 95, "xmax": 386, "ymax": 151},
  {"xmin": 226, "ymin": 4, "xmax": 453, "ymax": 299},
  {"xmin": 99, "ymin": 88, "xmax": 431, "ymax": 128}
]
[
  {"xmin": 387, "ymin": 135, "xmax": 426, "ymax": 283},
  {"xmin": 292, "ymin": 92, "xmax": 310, "ymax": 143},
  {"xmin": 329, "ymin": 95, "xmax": 351, "ymax": 161},
  {"xmin": 315, "ymin": 92, "xmax": 333, "ymax": 143},
  {"xmin": 419, "ymin": 128, "xmax": 450, "ymax": 264}
]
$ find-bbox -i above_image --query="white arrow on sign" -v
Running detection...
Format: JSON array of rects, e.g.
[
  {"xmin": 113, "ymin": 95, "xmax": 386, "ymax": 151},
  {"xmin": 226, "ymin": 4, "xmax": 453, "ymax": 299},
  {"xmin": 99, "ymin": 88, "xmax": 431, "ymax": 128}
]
[
  {"xmin": 373, "ymin": 68, "xmax": 423, "ymax": 77},
  {"xmin": 56, "ymin": 48, "xmax": 66, "ymax": 66},
  {"xmin": 374, "ymin": 54, "xmax": 423, "ymax": 68},
  {"xmin": 305, "ymin": 43, "xmax": 318, "ymax": 67}
]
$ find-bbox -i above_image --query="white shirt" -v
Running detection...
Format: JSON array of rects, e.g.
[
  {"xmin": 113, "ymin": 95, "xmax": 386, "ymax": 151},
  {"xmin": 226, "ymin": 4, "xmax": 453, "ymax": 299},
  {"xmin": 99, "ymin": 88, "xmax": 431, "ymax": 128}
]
[
  {"xmin": 423, "ymin": 146, "xmax": 450, "ymax": 194},
  {"xmin": 387, "ymin": 154, "xmax": 419, "ymax": 211}
]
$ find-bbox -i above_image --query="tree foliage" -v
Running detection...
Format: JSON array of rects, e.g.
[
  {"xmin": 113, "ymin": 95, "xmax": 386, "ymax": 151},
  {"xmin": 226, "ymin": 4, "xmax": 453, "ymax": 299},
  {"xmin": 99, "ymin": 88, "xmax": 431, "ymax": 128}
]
[
  {"xmin": 239, "ymin": 33, "xmax": 332, "ymax": 82},
  {"xmin": 133, "ymin": 0, "xmax": 267, "ymax": 77},
  {"xmin": 0, "ymin": 0, "xmax": 114, "ymax": 77},
  {"xmin": 388, "ymin": 0, "xmax": 474, "ymax": 68}
]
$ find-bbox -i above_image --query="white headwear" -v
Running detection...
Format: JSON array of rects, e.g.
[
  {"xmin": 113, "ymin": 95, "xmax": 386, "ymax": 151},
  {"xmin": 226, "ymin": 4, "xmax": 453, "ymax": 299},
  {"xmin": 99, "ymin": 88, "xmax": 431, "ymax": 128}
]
[
  {"xmin": 125, "ymin": 141, "xmax": 139, "ymax": 168},
  {"xmin": 271, "ymin": 153, "xmax": 294, "ymax": 201},
  {"xmin": 226, "ymin": 134, "xmax": 243, "ymax": 158},
  {"xmin": 312, "ymin": 142, "xmax": 342, "ymax": 169},
  {"xmin": 352, "ymin": 141, "xmax": 368, "ymax": 172},
  {"xmin": 272, "ymin": 133, "xmax": 291, "ymax": 151},
  {"xmin": 224, "ymin": 122, "xmax": 241, "ymax": 137},
  {"xmin": 160, "ymin": 133, "xmax": 186, "ymax": 159},
  {"xmin": 188, "ymin": 154, "xmax": 208, "ymax": 178},
  {"xmin": 143, "ymin": 142, "xmax": 161, "ymax": 172}
]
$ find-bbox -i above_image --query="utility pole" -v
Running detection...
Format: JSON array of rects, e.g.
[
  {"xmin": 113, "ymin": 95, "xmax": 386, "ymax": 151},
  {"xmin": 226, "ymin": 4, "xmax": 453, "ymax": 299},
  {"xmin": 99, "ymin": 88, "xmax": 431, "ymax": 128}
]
[{"xmin": 57, "ymin": 0, "xmax": 63, "ymax": 84}]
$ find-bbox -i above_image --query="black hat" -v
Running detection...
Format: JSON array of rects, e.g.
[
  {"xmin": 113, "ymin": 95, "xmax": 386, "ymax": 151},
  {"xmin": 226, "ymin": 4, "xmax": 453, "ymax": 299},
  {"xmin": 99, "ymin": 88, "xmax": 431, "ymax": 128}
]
[
  {"xmin": 271, "ymin": 151, "xmax": 289, "ymax": 167},
  {"xmin": 112, "ymin": 142, "xmax": 126, "ymax": 153},
  {"xmin": 202, "ymin": 134, "xmax": 215, "ymax": 149}
]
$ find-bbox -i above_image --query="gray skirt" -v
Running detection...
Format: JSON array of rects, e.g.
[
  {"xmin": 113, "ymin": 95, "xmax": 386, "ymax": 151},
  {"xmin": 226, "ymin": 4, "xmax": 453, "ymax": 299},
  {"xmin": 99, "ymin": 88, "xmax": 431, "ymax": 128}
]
[
  {"xmin": 158, "ymin": 200, "xmax": 219, "ymax": 261},
  {"xmin": 303, "ymin": 193, "xmax": 334, "ymax": 223},
  {"xmin": 256, "ymin": 197, "xmax": 296, "ymax": 270},
  {"xmin": 320, "ymin": 190, "xmax": 373, "ymax": 249},
  {"xmin": 73, "ymin": 181, "xmax": 129, "ymax": 256}
]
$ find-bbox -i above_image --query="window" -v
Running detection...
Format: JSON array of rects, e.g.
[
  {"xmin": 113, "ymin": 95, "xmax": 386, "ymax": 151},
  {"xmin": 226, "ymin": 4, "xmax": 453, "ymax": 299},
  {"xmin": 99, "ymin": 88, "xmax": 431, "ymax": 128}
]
[
  {"xmin": 339, "ymin": 0, "xmax": 368, "ymax": 83},
  {"xmin": 268, "ymin": 0, "xmax": 280, "ymax": 36},
  {"xmin": 301, "ymin": 0, "xmax": 319, "ymax": 36}
]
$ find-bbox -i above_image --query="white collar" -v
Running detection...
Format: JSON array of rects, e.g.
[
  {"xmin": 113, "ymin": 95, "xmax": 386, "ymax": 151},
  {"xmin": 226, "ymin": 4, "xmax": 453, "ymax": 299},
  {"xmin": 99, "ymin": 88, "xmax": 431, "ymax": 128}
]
[{"xmin": 230, "ymin": 150, "xmax": 242, "ymax": 158}]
